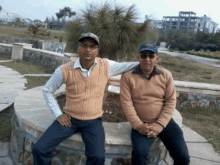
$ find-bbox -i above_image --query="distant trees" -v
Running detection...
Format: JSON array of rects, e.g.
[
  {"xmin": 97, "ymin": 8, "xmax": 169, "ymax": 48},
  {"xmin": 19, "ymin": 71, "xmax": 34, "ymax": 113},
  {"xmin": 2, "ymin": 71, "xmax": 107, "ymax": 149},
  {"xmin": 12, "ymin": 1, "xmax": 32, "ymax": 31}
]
[
  {"xmin": 43, "ymin": 7, "xmax": 76, "ymax": 30},
  {"xmin": 66, "ymin": 2, "xmax": 150, "ymax": 60},
  {"xmin": 158, "ymin": 29, "xmax": 220, "ymax": 51},
  {"xmin": 15, "ymin": 18, "xmax": 22, "ymax": 26},
  {"xmin": 0, "ymin": 6, "xmax": 2, "ymax": 12},
  {"xmin": 56, "ymin": 6, "xmax": 76, "ymax": 22}
]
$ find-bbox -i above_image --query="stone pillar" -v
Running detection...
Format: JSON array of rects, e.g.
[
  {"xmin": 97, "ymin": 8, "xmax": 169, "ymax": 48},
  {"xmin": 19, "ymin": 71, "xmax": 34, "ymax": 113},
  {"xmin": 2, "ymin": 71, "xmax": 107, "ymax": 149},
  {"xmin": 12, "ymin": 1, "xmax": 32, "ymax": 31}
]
[
  {"xmin": 160, "ymin": 42, "xmax": 166, "ymax": 48},
  {"xmin": 11, "ymin": 43, "xmax": 33, "ymax": 60},
  {"xmin": 38, "ymin": 40, "xmax": 44, "ymax": 49},
  {"xmin": 63, "ymin": 53, "xmax": 78, "ymax": 64}
]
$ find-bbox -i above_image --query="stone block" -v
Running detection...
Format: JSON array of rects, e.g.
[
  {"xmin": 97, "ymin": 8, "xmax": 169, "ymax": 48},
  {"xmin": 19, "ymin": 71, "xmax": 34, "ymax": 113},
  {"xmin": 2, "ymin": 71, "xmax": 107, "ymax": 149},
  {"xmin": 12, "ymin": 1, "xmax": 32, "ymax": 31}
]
[
  {"xmin": 0, "ymin": 157, "xmax": 14, "ymax": 165},
  {"xmin": 209, "ymin": 100, "xmax": 218, "ymax": 109},
  {"xmin": 205, "ymin": 95, "xmax": 216, "ymax": 100},
  {"xmin": 0, "ymin": 142, "xmax": 9, "ymax": 157},
  {"xmin": 65, "ymin": 154, "xmax": 81, "ymax": 165},
  {"xmin": 217, "ymin": 100, "xmax": 220, "ymax": 109},
  {"xmin": 24, "ymin": 137, "xmax": 33, "ymax": 152},
  {"xmin": 158, "ymin": 160, "xmax": 168, "ymax": 165},
  {"xmin": 52, "ymin": 157, "xmax": 62, "ymax": 165},
  {"xmin": 159, "ymin": 145, "xmax": 167, "ymax": 160},
  {"xmin": 194, "ymin": 94, "xmax": 206, "ymax": 101},
  {"xmin": 180, "ymin": 101, "xmax": 190, "ymax": 108},
  {"xmin": 187, "ymin": 93, "xmax": 195, "ymax": 101},
  {"xmin": 164, "ymin": 151, "xmax": 172, "ymax": 164},
  {"xmin": 147, "ymin": 149, "xmax": 161, "ymax": 164},
  {"xmin": 196, "ymin": 99, "xmax": 210, "ymax": 108}
]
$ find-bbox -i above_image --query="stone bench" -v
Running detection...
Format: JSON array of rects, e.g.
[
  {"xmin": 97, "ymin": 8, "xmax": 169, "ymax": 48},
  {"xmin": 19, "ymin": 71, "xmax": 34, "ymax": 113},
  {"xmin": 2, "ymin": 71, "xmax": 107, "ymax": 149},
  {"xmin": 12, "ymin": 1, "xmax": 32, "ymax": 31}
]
[{"xmin": 10, "ymin": 82, "xmax": 182, "ymax": 165}]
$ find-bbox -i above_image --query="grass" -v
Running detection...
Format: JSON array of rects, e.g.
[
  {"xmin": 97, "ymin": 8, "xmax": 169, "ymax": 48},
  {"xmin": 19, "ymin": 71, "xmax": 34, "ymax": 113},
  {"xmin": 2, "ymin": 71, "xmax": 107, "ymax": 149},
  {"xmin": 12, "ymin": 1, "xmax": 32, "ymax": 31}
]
[
  {"xmin": 157, "ymin": 53, "xmax": 220, "ymax": 85},
  {"xmin": 179, "ymin": 106, "xmax": 220, "ymax": 153},
  {"xmin": 25, "ymin": 76, "xmax": 50, "ymax": 89},
  {"xmin": 0, "ymin": 25, "xmax": 67, "ymax": 43},
  {"xmin": 0, "ymin": 58, "xmax": 49, "ymax": 74}
]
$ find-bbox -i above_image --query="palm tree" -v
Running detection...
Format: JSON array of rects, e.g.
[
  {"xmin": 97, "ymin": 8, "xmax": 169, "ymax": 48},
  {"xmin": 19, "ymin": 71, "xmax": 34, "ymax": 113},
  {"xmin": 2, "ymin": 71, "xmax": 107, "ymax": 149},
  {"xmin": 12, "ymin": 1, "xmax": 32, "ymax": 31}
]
[{"xmin": 67, "ymin": 2, "xmax": 150, "ymax": 61}]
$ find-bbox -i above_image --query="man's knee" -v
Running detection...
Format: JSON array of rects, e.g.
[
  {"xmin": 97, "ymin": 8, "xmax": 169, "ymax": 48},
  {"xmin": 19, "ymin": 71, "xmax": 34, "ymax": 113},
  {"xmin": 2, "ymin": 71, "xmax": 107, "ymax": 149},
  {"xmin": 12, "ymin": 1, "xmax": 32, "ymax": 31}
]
[
  {"xmin": 32, "ymin": 143, "xmax": 44, "ymax": 155},
  {"xmin": 175, "ymin": 153, "xmax": 190, "ymax": 165}
]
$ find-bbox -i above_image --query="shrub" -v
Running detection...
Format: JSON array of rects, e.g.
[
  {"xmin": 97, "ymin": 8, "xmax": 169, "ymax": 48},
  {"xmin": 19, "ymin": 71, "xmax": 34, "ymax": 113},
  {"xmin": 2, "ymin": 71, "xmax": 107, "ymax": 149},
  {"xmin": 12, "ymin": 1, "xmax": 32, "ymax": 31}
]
[{"xmin": 66, "ymin": 2, "xmax": 152, "ymax": 60}]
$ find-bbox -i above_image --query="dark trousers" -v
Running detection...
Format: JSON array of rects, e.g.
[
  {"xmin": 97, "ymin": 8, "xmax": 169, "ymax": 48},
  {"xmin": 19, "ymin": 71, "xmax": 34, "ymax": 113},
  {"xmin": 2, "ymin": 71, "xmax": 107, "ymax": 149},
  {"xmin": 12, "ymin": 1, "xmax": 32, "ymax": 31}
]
[
  {"xmin": 32, "ymin": 117, "xmax": 105, "ymax": 165},
  {"xmin": 131, "ymin": 118, "xmax": 190, "ymax": 165}
]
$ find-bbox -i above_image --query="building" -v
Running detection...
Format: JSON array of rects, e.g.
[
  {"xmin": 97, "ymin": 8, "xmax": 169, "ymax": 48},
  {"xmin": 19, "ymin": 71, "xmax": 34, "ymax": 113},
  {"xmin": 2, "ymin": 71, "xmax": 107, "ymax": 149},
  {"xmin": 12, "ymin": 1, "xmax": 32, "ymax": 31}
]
[{"xmin": 161, "ymin": 11, "xmax": 218, "ymax": 34}]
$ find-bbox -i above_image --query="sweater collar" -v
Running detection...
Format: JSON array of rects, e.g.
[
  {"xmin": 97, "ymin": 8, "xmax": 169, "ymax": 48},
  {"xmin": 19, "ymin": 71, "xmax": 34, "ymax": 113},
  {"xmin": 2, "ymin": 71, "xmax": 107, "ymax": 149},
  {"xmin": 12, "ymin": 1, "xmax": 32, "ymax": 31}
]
[
  {"xmin": 72, "ymin": 57, "xmax": 97, "ymax": 71},
  {"xmin": 132, "ymin": 65, "xmax": 163, "ymax": 80}
]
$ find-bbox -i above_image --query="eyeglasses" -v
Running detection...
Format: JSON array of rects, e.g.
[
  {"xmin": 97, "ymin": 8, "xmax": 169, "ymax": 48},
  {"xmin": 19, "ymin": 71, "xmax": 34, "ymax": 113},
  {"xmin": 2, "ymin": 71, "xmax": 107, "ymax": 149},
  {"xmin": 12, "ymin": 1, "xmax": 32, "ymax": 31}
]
[
  {"xmin": 79, "ymin": 43, "xmax": 98, "ymax": 49},
  {"xmin": 139, "ymin": 54, "xmax": 155, "ymax": 59}
]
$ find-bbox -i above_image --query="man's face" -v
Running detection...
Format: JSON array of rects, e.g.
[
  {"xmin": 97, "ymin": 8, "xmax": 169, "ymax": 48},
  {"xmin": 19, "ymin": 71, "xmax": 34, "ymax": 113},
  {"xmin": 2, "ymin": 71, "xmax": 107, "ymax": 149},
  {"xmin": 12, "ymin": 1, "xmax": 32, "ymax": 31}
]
[
  {"xmin": 137, "ymin": 50, "xmax": 159, "ymax": 73},
  {"xmin": 77, "ymin": 38, "xmax": 99, "ymax": 62}
]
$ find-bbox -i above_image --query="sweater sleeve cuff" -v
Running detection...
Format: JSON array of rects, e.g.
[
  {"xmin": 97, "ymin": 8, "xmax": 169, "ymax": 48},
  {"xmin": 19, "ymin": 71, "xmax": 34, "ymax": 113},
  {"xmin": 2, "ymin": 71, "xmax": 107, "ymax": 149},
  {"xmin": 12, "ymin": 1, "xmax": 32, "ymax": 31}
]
[{"xmin": 155, "ymin": 121, "xmax": 165, "ymax": 129}]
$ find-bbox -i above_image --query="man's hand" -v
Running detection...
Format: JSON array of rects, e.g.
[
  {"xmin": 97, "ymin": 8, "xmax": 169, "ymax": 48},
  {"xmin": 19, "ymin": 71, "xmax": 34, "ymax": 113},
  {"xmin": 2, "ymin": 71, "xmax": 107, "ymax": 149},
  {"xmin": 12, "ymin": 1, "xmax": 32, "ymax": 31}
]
[
  {"xmin": 138, "ymin": 123, "xmax": 150, "ymax": 136},
  {"xmin": 147, "ymin": 123, "xmax": 163, "ymax": 138},
  {"xmin": 56, "ymin": 114, "xmax": 72, "ymax": 127}
]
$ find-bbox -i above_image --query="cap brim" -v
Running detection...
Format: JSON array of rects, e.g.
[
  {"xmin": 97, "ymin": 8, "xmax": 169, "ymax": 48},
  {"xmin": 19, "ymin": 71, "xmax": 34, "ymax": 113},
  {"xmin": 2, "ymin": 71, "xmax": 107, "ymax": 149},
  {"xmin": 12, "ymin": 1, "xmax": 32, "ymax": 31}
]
[
  {"xmin": 139, "ymin": 48, "xmax": 157, "ymax": 53},
  {"xmin": 79, "ymin": 37, "xmax": 99, "ymax": 44}
]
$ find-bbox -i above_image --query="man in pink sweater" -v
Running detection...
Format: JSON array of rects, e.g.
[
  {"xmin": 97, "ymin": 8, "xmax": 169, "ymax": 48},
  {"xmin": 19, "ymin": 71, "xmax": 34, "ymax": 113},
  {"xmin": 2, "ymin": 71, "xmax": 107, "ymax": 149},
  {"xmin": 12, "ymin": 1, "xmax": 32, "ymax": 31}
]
[{"xmin": 120, "ymin": 42, "xmax": 190, "ymax": 165}]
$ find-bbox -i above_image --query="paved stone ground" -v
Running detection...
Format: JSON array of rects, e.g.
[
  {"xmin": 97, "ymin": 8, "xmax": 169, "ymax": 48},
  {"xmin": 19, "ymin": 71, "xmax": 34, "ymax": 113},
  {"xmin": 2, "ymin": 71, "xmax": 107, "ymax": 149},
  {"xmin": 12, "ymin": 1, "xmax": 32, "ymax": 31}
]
[
  {"xmin": 0, "ymin": 60, "xmax": 220, "ymax": 164},
  {"xmin": 0, "ymin": 62, "xmax": 27, "ymax": 112}
]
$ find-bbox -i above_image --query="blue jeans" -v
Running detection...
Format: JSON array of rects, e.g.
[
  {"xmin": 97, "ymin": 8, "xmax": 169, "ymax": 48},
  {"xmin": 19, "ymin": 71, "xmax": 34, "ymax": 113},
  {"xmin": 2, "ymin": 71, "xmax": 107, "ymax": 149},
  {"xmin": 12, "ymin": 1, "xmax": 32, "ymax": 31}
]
[
  {"xmin": 32, "ymin": 117, "xmax": 105, "ymax": 165},
  {"xmin": 131, "ymin": 118, "xmax": 190, "ymax": 165}
]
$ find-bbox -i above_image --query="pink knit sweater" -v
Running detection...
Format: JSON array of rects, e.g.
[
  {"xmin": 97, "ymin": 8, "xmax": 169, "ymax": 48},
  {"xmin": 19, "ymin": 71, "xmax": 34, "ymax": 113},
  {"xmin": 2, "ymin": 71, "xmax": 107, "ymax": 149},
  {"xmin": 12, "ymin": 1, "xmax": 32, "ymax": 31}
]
[{"xmin": 120, "ymin": 65, "xmax": 176, "ymax": 130}]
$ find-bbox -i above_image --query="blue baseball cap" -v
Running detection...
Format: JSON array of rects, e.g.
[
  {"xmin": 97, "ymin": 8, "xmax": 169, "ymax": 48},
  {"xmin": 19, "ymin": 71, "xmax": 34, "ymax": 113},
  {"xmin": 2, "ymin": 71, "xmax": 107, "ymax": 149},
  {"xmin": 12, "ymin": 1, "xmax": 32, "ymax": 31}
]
[{"xmin": 138, "ymin": 41, "xmax": 158, "ymax": 53}]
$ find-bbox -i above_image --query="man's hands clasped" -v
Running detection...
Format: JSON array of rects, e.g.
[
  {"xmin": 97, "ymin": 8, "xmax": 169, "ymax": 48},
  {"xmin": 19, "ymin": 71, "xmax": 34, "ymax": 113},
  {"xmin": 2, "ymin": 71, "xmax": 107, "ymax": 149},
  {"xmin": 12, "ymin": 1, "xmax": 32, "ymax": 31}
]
[
  {"xmin": 138, "ymin": 122, "xmax": 163, "ymax": 138},
  {"xmin": 56, "ymin": 114, "xmax": 72, "ymax": 127}
]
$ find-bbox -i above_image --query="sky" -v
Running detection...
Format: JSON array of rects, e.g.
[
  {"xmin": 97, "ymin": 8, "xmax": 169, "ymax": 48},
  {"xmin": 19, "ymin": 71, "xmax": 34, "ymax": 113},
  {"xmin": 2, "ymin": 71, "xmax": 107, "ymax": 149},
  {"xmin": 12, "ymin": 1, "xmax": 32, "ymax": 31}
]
[{"xmin": 1, "ymin": 0, "xmax": 220, "ymax": 26}]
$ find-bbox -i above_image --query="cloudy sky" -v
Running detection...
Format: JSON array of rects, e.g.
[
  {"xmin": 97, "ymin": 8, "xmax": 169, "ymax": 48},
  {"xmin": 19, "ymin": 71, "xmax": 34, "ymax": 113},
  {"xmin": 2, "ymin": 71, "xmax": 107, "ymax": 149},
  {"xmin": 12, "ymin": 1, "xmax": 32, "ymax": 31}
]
[{"xmin": 1, "ymin": 0, "xmax": 220, "ymax": 25}]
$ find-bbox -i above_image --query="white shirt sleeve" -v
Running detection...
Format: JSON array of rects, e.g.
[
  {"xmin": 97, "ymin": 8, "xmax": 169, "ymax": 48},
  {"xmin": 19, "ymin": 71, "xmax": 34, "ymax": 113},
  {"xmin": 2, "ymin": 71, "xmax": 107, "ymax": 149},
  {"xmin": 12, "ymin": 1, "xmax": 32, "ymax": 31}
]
[
  {"xmin": 107, "ymin": 59, "xmax": 139, "ymax": 77},
  {"xmin": 42, "ymin": 66, "xmax": 64, "ymax": 118}
]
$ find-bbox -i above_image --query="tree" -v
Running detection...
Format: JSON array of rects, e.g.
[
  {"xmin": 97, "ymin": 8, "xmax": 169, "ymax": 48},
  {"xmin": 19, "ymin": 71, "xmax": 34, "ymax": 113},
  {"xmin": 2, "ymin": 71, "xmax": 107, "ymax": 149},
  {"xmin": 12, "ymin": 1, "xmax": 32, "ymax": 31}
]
[
  {"xmin": 56, "ymin": 6, "xmax": 76, "ymax": 22},
  {"xmin": 15, "ymin": 18, "xmax": 22, "ymax": 26},
  {"xmin": 67, "ymin": 2, "xmax": 150, "ymax": 61},
  {"xmin": 0, "ymin": 6, "xmax": 2, "ymax": 12}
]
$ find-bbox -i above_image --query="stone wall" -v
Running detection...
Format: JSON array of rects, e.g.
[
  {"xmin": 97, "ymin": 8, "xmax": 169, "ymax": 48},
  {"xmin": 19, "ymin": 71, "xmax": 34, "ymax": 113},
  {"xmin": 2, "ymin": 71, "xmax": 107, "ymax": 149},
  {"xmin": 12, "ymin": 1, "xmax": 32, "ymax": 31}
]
[
  {"xmin": 23, "ymin": 48, "xmax": 65, "ymax": 73},
  {"xmin": 0, "ymin": 43, "xmax": 13, "ymax": 58},
  {"xmin": 176, "ymin": 92, "xmax": 220, "ymax": 110},
  {"xmin": 0, "ymin": 36, "xmax": 66, "ymax": 52},
  {"xmin": 0, "ymin": 36, "xmax": 41, "ymax": 49}
]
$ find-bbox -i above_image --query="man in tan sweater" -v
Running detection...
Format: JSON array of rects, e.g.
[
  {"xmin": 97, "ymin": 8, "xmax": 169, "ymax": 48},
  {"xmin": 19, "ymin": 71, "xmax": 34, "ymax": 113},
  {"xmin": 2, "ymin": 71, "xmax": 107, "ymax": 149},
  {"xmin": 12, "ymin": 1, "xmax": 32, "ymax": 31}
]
[
  {"xmin": 32, "ymin": 33, "xmax": 139, "ymax": 165},
  {"xmin": 120, "ymin": 42, "xmax": 190, "ymax": 165}
]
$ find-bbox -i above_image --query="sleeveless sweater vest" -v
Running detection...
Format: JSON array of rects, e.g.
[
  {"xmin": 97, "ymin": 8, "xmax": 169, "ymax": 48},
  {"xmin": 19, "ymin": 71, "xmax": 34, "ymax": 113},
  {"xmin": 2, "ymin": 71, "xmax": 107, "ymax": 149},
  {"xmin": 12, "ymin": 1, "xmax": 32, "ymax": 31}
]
[{"xmin": 61, "ymin": 58, "xmax": 109, "ymax": 120}]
